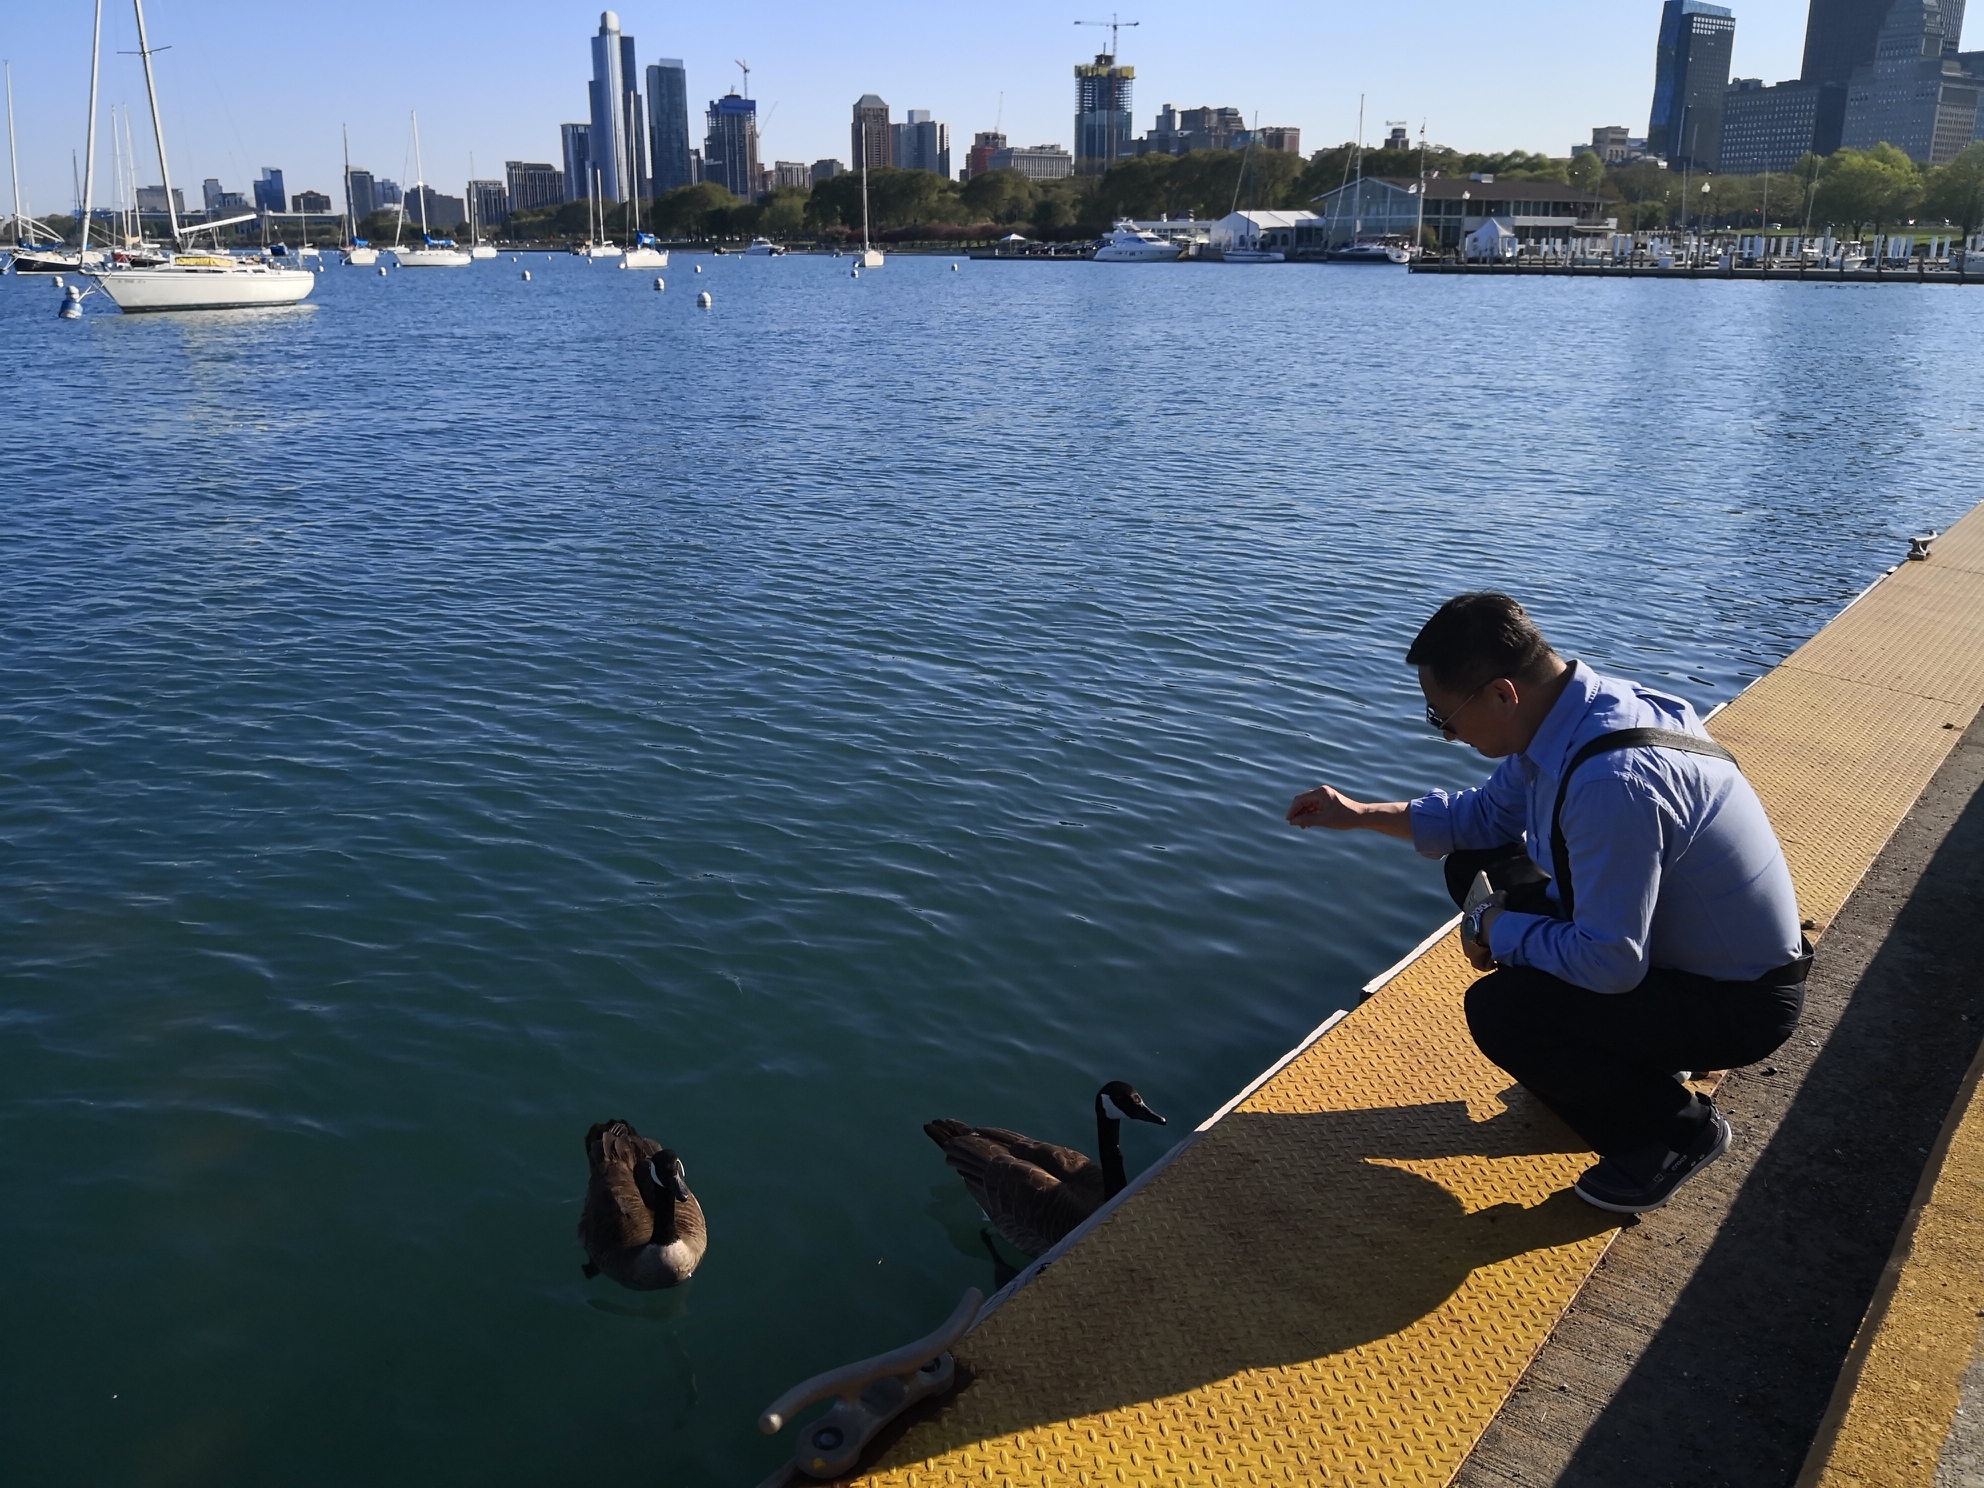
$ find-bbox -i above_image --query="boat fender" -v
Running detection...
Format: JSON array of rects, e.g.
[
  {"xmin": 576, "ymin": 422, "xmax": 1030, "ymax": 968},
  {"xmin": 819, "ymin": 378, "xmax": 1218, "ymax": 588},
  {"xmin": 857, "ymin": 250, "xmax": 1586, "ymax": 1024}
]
[
  {"xmin": 696, "ymin": 291, "xmax": 711, "ymax": 308},
  {"xmin": 653, "ymin": 277, "xmax": 664, "ymax": 290}
]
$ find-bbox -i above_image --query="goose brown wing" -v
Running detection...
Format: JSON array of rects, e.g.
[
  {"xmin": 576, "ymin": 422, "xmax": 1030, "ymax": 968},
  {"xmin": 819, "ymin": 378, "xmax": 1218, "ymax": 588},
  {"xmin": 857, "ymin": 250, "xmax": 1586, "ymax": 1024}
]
[
  {"xmin": 960, "ymin": 1126, "xmax": 1098, "ymax": 1187},
  {"xmin": 940, "ymin": 1132, "xmax": 1103, "ymax": 1259},
  {"xmin": 578, "ymin": 1160, "xmax": 655, "ymax": 1255}
]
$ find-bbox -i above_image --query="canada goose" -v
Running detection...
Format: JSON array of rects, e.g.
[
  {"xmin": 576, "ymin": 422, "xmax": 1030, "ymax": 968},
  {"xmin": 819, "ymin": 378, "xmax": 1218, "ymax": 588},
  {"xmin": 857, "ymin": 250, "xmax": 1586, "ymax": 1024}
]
[
  {"xmin": 577, "ymin": 1119, "xmax": 707, "ymax": 1289},
  {"xmin": 924, "ymin": 1081, "xmax": 1166, "ymax": 1260}
]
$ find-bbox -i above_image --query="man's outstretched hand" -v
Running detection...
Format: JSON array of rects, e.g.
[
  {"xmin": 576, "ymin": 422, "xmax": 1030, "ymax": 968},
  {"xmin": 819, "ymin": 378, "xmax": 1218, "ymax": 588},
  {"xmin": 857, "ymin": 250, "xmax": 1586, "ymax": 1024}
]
[{"xmin": 1285, "ymin": 788, "xmax": 1415, "ymax": 839}]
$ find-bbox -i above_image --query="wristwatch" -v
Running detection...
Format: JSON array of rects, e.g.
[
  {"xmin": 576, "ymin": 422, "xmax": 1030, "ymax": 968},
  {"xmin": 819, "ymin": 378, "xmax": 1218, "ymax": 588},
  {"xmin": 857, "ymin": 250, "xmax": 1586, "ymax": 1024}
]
[{"xmin": 1463, "ymin": 900, "xmax": 1493, "ymax": 949}]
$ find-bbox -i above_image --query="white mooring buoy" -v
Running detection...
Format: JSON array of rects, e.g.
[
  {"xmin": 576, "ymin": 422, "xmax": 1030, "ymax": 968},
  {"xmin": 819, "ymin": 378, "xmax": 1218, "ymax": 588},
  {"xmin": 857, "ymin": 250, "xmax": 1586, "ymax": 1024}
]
[
  {"xmin": 952, "ymin": 263, "xmax": 959, "ymax": 271},
  {"xmin": 57, "ymin": 285, "xmax": 83, "ymax": 319},
  {"xmin": 378, "ymin": 266, "xmax": 387, "ymax": 276},
  {"xmin": 522, "ymin": 270, "xmax": 531, "ymax": 281},
  {"xmin": 696, "ymin": 290, "xmax": 711, "ymax": 308},
  {"xmin": 653, "ymin": 277, "xmax": 664, "ymax": 290},
  {"xmin": 851, "ymin": 267, "xmax": 859, "ymax": 278}
]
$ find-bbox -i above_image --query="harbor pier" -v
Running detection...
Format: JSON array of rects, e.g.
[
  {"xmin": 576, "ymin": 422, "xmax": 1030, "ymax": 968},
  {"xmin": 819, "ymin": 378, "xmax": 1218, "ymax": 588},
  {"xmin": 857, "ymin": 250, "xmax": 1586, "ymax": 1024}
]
[{"xmin": 825, "ymin": 503, "xmax": 1984, "ymax": 1486}]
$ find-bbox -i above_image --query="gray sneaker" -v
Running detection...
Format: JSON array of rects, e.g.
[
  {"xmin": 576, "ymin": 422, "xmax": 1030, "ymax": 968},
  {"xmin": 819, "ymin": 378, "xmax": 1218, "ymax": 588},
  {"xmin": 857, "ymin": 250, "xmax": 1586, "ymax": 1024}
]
[{"xmin": 1574, "ymin": 1109, "xmax": 1733, "ymax": 1214}]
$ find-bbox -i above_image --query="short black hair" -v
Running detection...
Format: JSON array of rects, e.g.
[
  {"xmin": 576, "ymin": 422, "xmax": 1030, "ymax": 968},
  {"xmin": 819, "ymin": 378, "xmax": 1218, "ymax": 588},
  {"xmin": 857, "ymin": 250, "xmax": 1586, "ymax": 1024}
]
[{"xmin": 1406, "ymin": 593, "xmax": 1558, "ymax": 693}]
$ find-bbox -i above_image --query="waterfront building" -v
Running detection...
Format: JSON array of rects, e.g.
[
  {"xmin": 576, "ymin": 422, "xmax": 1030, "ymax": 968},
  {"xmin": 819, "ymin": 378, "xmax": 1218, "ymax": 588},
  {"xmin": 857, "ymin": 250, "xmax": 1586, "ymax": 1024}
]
[
  {"xmin": 812, "ymin": 158, "xmax": 844, "ymax": 184},
  {"xmin": 1212, "ymin": 209, "xmax": 1317, "ymax": 253},
  {"xmin": 291, "ymin": 190, "xmax": 332, "ymax": 214},
  {"xmin": 1648, "ymin": 0, "xmax": 1737, "ymax": 170},
  {"xmin": 704, "ymin": 93, "xmax": 760, "ymax": 199},
  {"xmin": 1577, "ymin": 125, "xmax": 1643, "ymax": 163},
  {"xmin": 1074, "ymin": 52, "xmax": 1134, "ymax": 172},
  {"xmin": 136, "ymin": 184, "xmax": 185, "ymax": 215},
  {"xmin": 647, "ymin": 60, "xmax": 694, "ymax": 194},
  {"xmin": 1804, "ymin": 0, "xmax": 1914, "ymax": 87},
  {"xmin": 407, "ymin": 185, "xmax": 467, "ymax": 229},
  {"xmin": 343, "ymin": 169, "xmax": 379, "ymax": 220},
  {"xmin": 1841, "ymin": 0, "xmax": 1981, "ymax": 164},
  {"xmin": 587, "ymin": 10, "xmax": 642, "ymax": 202},
  {"xmin": 893, "ymin": 110, "xmax": 951, "ymax": 176},
  {"xmin": 1719, "ymin": 77, "xmax": 1848, "ymax": 171},
  {"xmin": 966, "ymin": 131, "xmax": 1005, "ymax": 179},
  {"xmin": 468, "ymin": 179, "xmax": 510, "ymax": 229},
  {"xmin": 376, "ymin": 178, "xmax": 402, "ymax": 207},
  {"xmin": 504, "ymin": 161, "xmax": 562, "ymax": 214},
  {"xmin": 1258, "ymin": 125, "xmax": 1302, "ymax": 154},
  {"xmin": 201, "ymin": 177, "xmax": 228, "ymax": 214},
  {"xmin": 1304, "ymin": 175, "xmax": 1611, "ymax": 252},
  {"xmin": 561, "ymin": 124, "xmax": 592, "ymax": 201},
  {"xmin": 772, "ymin": 160, "xmax": 812, "ymax": 190},
  {"xmin": 1138, "ymin": 103, "xmax": 1241, "ymax": 154},
  {"xmin": 851, "ymin": 94, "xmax": 892, "ymax": 170},
  {"xmin": 252, "ymin": 167, "xmax": 286, "ymax": 215},
  {"xmin": 990, "ymin": 143, "xmax": 1074, "ymax": 180}
]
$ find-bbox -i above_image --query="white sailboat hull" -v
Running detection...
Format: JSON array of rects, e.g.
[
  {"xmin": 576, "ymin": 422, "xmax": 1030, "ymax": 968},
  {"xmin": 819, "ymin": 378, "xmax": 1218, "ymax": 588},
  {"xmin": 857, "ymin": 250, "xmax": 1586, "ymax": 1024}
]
[
  {"xmin": 393, "ymin": 247, "xmax": 473, "ymax": 267},
  {"xmin": 857, "ymin": 248, "xmax": 884, "ymax": 267},
  {"xmin": 89, "ymin": 263, "xmax": 316, "ymax": 311},
  {"xmin": 619, "ymin": 247, "xmax": 668, "ymax": 268},
  {"xmin": 583, "ymin": 244, "xmax": 623, "ymax": 259},
  {"xmin": 469, "ymin": 245, "xmax": 497, "ymax": 259},
  {"xmin": 343, "ymin": 247, "xmax": 380, "ymax": 266}
]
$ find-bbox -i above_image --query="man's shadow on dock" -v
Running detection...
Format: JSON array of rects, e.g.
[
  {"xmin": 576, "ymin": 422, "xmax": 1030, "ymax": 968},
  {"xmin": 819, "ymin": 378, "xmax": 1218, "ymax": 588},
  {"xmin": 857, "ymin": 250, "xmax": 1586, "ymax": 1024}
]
[{"xmin": 910, "ymin": 1090, "xmax": 1613, "ymax": 1448}]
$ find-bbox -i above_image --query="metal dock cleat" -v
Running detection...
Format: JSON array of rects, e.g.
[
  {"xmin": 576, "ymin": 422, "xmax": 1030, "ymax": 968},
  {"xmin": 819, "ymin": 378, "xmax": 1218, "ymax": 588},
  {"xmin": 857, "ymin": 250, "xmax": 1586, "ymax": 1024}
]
[
  {"xmin": 1908, "ymin": 531, "xmax": 1941, "ymax": 561},
  {"xmin": 757, "ymin": 1288, "xmax": 981, "ymax": 1483}
]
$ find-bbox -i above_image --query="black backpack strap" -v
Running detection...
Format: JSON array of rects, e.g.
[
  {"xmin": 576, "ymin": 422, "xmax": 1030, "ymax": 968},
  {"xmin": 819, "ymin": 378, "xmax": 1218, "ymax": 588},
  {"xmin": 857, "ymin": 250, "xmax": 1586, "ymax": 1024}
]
[{"xmin": 1548, "ymin": 727, "xmax": 1738, "ymax": 920}]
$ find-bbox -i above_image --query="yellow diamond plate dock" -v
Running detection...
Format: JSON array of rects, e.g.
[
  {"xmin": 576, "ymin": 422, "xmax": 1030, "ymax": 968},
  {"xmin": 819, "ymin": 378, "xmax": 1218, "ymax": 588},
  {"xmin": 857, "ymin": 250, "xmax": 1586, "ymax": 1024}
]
[{"xmin": 848, "ymin": 500, "xmax": 1984, "ymax": 1488}]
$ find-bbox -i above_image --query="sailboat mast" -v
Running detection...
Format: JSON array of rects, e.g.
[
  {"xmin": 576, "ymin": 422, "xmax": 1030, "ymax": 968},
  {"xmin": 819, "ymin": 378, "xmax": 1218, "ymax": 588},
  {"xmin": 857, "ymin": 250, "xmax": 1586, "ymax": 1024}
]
[
  {"xmin": 859, "ymin": 127, "xmax": 871, "ymax": 252},
  {"xmin": 80, "ymin": 0, "xmax": 103, "ymax": 251},
  {"xmin": 1352, "ymin": 94, "xmax": 1365, "ymax": 240},
  {"xmin": 343, "ymin": 124, "xmax": 355, "ymax": 246},
  {"xmin": 412, "ymin": 109, "xmax": 429, "ymax": 237},
  {"xmin": 131, "ymin": 0, "xmax": 181, "ymax": 242},
  {"xmin": 5, "ymin": 62, "xmax": 22, "ymax": 247}
]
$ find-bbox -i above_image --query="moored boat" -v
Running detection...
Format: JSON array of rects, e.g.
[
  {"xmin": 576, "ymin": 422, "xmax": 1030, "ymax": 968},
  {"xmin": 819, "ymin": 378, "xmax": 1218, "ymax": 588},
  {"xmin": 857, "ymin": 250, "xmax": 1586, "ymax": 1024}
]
[{"xmin": 1092, "ymin": 222, "xmax": 1181, "ymax": 263}]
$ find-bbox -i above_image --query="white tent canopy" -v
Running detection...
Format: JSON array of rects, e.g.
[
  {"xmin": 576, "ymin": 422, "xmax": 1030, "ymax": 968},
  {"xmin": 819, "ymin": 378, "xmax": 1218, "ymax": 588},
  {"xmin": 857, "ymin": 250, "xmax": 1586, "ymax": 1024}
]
[{"xmin": 1464, "ymin": 219, "xmax": 1520, "ymax": 261}]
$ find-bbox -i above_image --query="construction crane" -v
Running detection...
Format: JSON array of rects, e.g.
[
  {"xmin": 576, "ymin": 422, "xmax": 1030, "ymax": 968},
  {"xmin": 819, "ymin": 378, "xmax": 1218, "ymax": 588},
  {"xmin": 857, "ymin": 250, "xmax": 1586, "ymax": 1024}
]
[
  {"xmin": 735, "ymin": 59, "xmax": 750, "ymax": 98},
  {"xmin": 1074, "ymin": 14, "xmax": 1139, "ymax": 56}
]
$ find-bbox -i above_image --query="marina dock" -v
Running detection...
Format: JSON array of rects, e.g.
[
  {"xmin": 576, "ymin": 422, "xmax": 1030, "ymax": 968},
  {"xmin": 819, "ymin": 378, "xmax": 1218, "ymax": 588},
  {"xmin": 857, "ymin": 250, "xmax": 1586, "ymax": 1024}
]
[
  {"xmin": 1411, "ymin": 260, "xmax": 1984, "ymax": 285},
  {"xmin": 836, "ymin": 502, "xmax": 1984, "ymax": 1485}
]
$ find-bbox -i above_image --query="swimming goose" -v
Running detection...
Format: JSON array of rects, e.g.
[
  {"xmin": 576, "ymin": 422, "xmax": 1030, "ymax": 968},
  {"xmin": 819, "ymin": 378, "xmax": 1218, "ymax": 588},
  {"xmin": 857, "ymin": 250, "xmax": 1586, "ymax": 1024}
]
[
  {"xmin": 577, "ymin": 1119, "xmax": 707, "ymax": 1289},
  {"xmin": 924, "ymin": 1081, "xmax": 1166, "ymax": 1259}
]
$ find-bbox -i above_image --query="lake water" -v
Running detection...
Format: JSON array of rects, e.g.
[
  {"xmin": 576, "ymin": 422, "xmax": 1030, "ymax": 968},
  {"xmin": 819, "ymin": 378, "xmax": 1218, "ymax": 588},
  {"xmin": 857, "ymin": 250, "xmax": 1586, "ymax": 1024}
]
[{"xmin": 2, "ymin": 252, "xmax": 1977, "ymax": 1485}]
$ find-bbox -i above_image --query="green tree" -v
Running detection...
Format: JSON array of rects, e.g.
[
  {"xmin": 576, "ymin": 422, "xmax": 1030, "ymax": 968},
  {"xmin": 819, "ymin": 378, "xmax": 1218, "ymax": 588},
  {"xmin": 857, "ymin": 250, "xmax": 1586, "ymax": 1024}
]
[
  {"xmin": 959, "ymin": 168, "xmax": 1037, "ymax": 224},
  {"xmin": 1606, "ymin": 160, "xmax": 1677, "ymax": 230},
  {"xmin": 1924, "ymin": 142, "xmax": 1984, "ymax": 233},
  {"xmin": 1566, "ymin": 151, "xmax": 1606, "ymax": 193},
  {"xmin": 1812, "ymin": 144, "xmax": 1923, "ymax": 229},
  {"xmin": 650, "ymin": 182, "xmax": 742, "ymax": 239},
  {"xmin": 755, "ymin": 187, "xmax": 807, "ymax": 239}
]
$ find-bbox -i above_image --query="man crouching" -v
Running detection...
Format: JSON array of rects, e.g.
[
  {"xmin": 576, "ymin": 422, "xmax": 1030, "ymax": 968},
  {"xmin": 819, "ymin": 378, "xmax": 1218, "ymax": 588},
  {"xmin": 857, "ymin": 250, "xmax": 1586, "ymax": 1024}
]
[{"xmin": 1287, "ymin": 592, "xmax": 1809, "ymax": 1213}]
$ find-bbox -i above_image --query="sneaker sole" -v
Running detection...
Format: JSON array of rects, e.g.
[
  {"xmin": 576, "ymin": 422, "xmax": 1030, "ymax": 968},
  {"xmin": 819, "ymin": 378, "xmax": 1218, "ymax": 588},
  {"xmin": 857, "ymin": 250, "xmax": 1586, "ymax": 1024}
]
[{"xmin": 1573, "ymin": 1118, "xmax": 1732, "ymax": 1214}]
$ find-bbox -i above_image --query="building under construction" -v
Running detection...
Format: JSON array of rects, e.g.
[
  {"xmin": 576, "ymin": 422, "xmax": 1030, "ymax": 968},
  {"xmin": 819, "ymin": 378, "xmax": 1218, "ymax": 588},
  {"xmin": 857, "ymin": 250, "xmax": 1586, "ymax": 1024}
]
[{"xmin": 1074, "ymin": 53, "xmax": 1134, "ymax": 174}]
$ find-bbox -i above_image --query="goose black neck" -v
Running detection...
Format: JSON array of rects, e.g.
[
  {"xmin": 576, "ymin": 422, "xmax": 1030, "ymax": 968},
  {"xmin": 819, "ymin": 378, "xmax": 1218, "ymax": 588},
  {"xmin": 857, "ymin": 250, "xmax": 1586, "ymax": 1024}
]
[{"xmin": 1096, "ymin": 1104, "xmax": 1128, "ymax": 1198}]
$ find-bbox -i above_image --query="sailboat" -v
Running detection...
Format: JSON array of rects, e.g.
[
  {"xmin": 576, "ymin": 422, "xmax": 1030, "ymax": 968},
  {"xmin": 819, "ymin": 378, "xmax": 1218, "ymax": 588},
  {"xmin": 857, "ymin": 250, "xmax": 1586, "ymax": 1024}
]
[
  {"xmin": 466, "ymin": 152, "xmax": 497, "ymax": 258},
  {"xmin": 618, "ymin": 163, "xmax": 665, "ymax": 267},
  {"xmin": 6, "ymin": 60, "xmax": 85, "ymax": 273},
  {"xmin": 582, "ymin": 171, "xmax": 623, "ymax": 258},
  {"xmin": 856, "ymin": 125, "xmax": 882, "ymax": 268},
  {"xmin": 342, "ymin": 126, "xmax": 378, "ymax": 265},
  {"xmin": 85, "ymin": 0, "xmax": 312, "ymax": 311},
  {"xmin": 1219, "ymin": 117, "xmax": 1283, "ymax": 264},
  {"xmin": 1324, "ymin": 97, "xmax": 1408, "ymax": 265},
  {"xmin": 391, "ymin": 111, "xmax": 472, "ymax": 267}
]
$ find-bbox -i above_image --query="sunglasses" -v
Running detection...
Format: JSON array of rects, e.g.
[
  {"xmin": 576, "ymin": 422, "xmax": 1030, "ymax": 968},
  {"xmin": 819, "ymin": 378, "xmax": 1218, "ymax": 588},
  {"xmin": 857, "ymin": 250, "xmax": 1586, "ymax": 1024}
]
[{"xmin": 1424, "ymin": 679, "xmax": 1500, "ymax": 735}]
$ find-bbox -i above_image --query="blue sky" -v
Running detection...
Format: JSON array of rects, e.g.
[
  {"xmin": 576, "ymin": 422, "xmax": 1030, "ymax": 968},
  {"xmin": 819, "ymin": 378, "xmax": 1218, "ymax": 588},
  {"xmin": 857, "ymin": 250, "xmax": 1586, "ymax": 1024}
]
[{"xmin": 3, "ymin": 0, "xmax": 1903, "ymax": 217}]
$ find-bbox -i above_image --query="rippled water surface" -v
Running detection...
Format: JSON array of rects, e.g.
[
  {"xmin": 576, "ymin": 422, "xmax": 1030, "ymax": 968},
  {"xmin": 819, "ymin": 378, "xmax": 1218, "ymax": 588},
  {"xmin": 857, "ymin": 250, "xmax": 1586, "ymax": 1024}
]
[{"xmin": 2, "ymin": 254, "xmax": 1978, "ymax": 1484}]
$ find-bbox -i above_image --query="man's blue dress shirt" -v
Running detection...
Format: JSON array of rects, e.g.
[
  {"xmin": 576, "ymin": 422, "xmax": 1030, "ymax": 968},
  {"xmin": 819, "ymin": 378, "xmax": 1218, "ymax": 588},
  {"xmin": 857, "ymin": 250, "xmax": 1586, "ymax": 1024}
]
[{"xmin": 1408, "ymin": 662, "xmax": 1803, "ymax": 994}]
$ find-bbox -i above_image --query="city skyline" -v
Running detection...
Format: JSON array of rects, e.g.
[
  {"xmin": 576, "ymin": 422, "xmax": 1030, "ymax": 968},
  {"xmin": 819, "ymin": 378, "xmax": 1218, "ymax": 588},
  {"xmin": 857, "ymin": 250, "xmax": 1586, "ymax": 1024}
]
[{"xmin": 1, "ymin": 0, "xmax": 1953, "ymax": 219}]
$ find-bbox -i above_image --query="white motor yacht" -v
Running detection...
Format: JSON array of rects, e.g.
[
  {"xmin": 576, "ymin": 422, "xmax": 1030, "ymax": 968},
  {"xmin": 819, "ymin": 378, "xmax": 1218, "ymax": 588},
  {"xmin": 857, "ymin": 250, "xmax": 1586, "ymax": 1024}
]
[
  {"xmin": 1327, "ymin": 240, "xmax": 1410, "ymax": 264},
  {"xmin": 1091, "ymin": 222, "xmax": 1182, "ymax": 263},
  {"xmin": 742, "ymin": 237, "xmax": 785, "ymax": 256}
]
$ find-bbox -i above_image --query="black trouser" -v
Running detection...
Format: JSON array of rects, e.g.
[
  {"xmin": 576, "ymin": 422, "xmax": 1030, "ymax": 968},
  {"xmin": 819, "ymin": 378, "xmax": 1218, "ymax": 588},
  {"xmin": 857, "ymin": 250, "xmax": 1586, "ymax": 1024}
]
[{"xmin": 1446, "ymin": 843, "xmax": 1804, "ymax": 1163}]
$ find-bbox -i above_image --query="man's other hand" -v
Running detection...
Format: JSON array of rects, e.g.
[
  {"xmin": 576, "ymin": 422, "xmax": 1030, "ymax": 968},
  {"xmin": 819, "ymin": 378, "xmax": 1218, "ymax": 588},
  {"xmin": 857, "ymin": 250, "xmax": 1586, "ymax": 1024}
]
[{"xmin": 1459, "ymin": 894, "xmax": 1505, "ymax": 972}]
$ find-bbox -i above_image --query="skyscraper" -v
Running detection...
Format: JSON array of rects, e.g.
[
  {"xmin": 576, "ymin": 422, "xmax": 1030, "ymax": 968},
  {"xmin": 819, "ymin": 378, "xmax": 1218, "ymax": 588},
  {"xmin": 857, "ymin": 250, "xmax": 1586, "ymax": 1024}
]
[
  {"xmin": 1647, "ymin": 0, "xmax": 1737, "ymax": 169},
  {"xmin": 1841, "ymin": 0, "xmax": 1980, "ymax": 162},
  {"xmin": 851, "ymin": 94, "xmax": 892, "ymax": 170},
  {"xmin": 966, "ymin": 131, "xmax": 1006, "ymax": 179},
  {"xmin": 561, "ymin": 123, "xmax": 592, "ymax": 202},
  {"xmin": 1074, "ymin": 53, "xmax": 1134, "ymax": 172},
  {"xmin": 1799, "ymin": 0, "xmax": 1955, "ymax": 87},
  {"xmin": 252, "ymin": 167, "xmax": 286, "ymax": 214},
  {"xmin": 505, "ymin": 161, "xmax": 564, "ymax": 214},
  {"xmin": 892, "ymin": 109, "xmax": 951, "ymax": 176},
  {"xmin": 344, "ymin": 170, "xmax": 379, "ymax": 220},
  {"xmin": 704, "ymin": 94, "xmax": 760, "ymax": 199},
  {"xmin": 587, "ymin": 10, "xmax": 644, "ymax": 202},
  {"xmin": 647, "ymin": 60, "xmax": 694, "ymax": 194}
]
